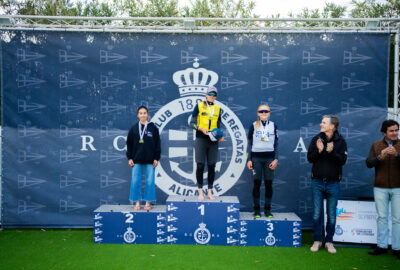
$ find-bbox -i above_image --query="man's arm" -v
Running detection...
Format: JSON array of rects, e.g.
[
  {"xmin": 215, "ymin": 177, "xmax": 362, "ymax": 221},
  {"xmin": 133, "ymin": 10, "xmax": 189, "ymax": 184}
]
[
  {"xmin": 366, "ymin": 144, "xmax": 379, "ymax": 168},
  {"xmin": 307, "ymin": 137, "xmax": 320, "ymax": 163},
  {"xmin": 330, "ymin": 139, "xmax": 347, "ymax": 166}
]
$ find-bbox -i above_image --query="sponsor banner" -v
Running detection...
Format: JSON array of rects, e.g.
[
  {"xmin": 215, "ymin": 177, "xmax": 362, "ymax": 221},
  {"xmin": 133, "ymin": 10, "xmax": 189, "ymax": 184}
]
[
  {"xmin": 1, "ymin": 31, "xmax": 389, "ymax": 227},
  {"xmin": 326, "ymin": 200, "xmax": 392, "ymax": 244}
]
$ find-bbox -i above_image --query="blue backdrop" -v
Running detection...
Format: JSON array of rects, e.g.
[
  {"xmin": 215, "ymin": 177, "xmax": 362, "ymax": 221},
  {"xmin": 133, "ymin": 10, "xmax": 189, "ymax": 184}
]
[{"xmin": 1, "ymin": 31, "xmax": 389, "ymax": 227}]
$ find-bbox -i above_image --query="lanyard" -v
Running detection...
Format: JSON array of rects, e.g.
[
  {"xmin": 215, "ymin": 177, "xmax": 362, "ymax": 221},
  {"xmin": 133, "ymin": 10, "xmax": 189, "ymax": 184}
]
[
  {"xmin": 138, "ymin": 122, "xmax": 148, "ymax": 143},
  {"xmin": 206, "ymin": 101, "xmax": 215, "ymax": 120},
  {"xmin": 261, "ymin": 120, "xmax": 269, "ymax": 141}
]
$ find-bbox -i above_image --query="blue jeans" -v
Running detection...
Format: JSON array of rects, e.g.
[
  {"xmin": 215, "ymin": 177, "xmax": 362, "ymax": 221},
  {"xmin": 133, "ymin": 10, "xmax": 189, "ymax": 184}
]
[
  {"xmin": 311, "ymin": 179, "xmax": 340, "ymax": 242},
  {"xmin": 374, "ymin": 187, "xmax": 400, "ymax": 250},
  {"xmin": 129, "ymin": 164, "xmax": 156, "ymax": 202}
]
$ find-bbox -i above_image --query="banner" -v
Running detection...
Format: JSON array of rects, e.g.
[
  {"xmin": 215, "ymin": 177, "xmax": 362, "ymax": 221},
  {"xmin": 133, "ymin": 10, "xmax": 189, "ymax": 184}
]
[
  {"xmin": 328, "ymin": 200, "xmax": 391, "ymax": 244},
  {"xmin": 1, "ymin": 31, "xmax": 390, "ymax": 227}
]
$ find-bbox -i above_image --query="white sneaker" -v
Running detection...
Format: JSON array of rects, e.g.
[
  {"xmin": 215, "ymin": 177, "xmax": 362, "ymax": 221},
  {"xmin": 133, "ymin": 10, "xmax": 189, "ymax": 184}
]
[
  {"xmin": 325, "ymin": 242, "xmax": 337, "ymax": 254},
  {"xmin": 310, "ymin": 241, "xmax": 322, "ymax": 252}
]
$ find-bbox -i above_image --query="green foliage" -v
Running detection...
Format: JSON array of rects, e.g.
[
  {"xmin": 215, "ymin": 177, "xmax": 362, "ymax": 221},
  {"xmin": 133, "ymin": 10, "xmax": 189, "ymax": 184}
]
[
  {"xmin": 0, "ymin": 0, "xmax": 115, "ymax": 17},
  {"xmin": 181, "ymin": 0, "xmax": 256, "ymax": 18},
  {"xmin": 112, "ymin": 0, "xmax": 180, "ymax": 17}
]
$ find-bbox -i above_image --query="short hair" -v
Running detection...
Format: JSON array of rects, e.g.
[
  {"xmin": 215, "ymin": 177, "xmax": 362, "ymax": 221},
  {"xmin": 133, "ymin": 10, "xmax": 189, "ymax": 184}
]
[
  {"xmin": 380, "ymin": 119, "xmax": 399, "ymax": 133},
  {"xmin": 323, "ymin": 115, "xmax": 339, "ymax": 131},
  {"xmin": 137, "ymin": 105, "xmax": 148, "ymax": 115}
]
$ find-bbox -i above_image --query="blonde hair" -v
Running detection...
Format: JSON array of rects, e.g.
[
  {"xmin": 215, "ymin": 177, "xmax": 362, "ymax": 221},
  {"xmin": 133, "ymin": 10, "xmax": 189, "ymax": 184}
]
[{"xmin": 254, "ymin": 104, "xmax": 269, "ymax": 130}]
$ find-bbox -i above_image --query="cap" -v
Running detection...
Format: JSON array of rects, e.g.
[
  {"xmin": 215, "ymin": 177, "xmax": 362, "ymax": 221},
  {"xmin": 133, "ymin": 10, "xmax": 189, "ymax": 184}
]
[
  {"xmin": 206, "ymin": 86, "xmax": 218, "ymax": 95},
  {"xmin": 209, "ymin": 128, "xmax": 224, "ymax": 142}
]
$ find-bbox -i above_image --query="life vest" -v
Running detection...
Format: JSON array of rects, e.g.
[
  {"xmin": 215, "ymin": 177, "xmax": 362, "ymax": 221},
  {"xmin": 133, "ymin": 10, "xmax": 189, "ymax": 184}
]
[
  {"xmin": 197, "ymin": 101, "xmax": 220, "ymax": 131},
  {"xmin": 251, "ymin": 120, "xmax": 276, "ymax": 152}
]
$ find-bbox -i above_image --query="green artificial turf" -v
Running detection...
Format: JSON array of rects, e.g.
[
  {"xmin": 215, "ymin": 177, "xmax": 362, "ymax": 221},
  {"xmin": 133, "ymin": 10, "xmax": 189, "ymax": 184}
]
[{"xmin": 0, "ymin": 229, "xmax": 399, "ymax": 270}]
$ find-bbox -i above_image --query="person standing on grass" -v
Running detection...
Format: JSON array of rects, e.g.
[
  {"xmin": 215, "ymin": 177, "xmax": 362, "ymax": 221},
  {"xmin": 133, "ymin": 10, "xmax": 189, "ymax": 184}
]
[
  {"xmin": 366, "ymin": 119, "xmax": 400, "ymax": 259},
  {"xmin": 126, "ymin": 105, "xmax": 161, "ymax": 212},
  {"xmin": 246, "ymin": 104, "xmax": 278, "ymax": 218},
  {"xmin": 189, "ymin": 86, "xmax": 224, "ymax": 201},
  {"xmin": 308, "ymin": 115, "xmax": 347, "ymax": 254}
]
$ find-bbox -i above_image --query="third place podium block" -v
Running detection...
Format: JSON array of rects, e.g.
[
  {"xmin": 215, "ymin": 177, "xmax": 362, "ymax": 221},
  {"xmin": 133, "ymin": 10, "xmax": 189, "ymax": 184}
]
[
  {"xmin": 239, "ymin": 212, "xmax": 302, "ymax": 247},
  {"xmin": 165, "ymin": 196, "xmax": 240, "ymax": 246}
]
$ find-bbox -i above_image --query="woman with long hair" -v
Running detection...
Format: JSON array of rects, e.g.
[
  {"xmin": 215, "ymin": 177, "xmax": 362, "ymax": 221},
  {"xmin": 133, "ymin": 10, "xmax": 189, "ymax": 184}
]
[
  {"xmin": 126, "ymin": 105, "xmax": 161, "ymax": 211},
  {"xmin": 247, "ymin": 104, "xmax": 279, "ymax": 218}
]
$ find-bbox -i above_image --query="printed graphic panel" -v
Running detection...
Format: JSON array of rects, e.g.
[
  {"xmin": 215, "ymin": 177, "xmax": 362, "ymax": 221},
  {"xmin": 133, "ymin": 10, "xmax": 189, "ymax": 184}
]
[{"xmin": 1, "ymin": 31, "xmax": 389, "ymax": 227}]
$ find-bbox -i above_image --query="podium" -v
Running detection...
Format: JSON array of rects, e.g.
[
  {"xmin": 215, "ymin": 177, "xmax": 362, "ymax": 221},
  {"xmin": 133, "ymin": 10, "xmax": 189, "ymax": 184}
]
[
  {"xmin": 93, "ymin": 196, "xmax": 302, "ymax": 247},
  {"xmin": 239, "ymin": 212, "xmax": 302, "ymax": 247},
  {"xmin": 165, "ymin": 196, "xmax": 240, "ymax": 245},
  {"xmin": 94, "ymin": 205, "xmax": 166, "ymax": 244}
]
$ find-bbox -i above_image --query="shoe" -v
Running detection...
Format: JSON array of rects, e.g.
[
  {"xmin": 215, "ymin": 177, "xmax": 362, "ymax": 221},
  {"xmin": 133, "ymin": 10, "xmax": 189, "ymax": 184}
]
[
  {"xmin": 368, "ymin": 247, "xmax": 388, "ymax": 255},
  {"xmin": 264, "ymin": 209, "xmax": 273, "ymax": 218},
  {"xmin": 310, "ymin": 241, "xmax": 322, "ymax": 252},
  {"xmin": 393, "ymin": 250, "xmax": 400, "ymax": 259},
  {"xmin": 325, "ymin": 242, "xmax": 337, "ymax": 254},
  {"xmin": 253, "ymin": 209, "xmax": 261, "ymax": 218}
]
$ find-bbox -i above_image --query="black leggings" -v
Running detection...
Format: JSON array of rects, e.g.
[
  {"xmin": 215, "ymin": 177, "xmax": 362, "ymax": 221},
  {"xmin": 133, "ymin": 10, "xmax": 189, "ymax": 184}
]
[
  {"xmin": 253, "ymin": 180, "xmax": 273, "ymax": 202},
  {"xmin": 196, "ymin": 163, "xmax": 216, "ymax": 189},
  {"xmin": 251, "ymin": 157, "xmax": 274, "ymax": 208},
  {"xmin": 195, "ymin": 137, "xmax": 218, "ymax": 189}
]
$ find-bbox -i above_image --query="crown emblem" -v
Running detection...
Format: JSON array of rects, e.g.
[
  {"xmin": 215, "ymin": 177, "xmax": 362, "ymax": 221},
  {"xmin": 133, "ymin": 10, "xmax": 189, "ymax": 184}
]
[{"xmin": 173, "ymin": 58, "xmax": 218, "ymax": 96}]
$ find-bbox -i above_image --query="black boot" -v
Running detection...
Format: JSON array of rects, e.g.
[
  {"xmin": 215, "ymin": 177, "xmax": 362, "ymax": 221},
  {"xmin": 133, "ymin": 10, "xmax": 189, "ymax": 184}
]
[
  {"xmin": 253, "ymin": 205, "xmax": 261, "ymax": 218},
  {"xmin": 264, "ymin": 205, "xmax": 273, "ymax": 218}
]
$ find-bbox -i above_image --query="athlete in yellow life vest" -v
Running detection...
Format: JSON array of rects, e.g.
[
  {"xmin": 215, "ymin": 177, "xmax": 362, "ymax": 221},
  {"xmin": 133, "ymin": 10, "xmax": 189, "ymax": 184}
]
[{"xmin": 190, "ymin": 86, "xmax": 224, "ymax": 201}]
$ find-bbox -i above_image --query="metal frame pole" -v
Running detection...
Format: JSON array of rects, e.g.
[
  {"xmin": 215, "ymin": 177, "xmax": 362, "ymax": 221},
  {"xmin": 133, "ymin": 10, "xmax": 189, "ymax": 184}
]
[{"xmin": 394, "ymin": 31, "xmax": 399, "ymax": 122}]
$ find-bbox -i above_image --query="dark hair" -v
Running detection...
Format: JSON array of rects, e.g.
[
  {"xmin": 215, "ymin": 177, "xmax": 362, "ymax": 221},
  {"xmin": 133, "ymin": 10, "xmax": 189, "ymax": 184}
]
[
  {"xmin": 323, "ymin": 115, "xmax": 339, "ymax": 131},
  {"xmin": 380, "ymin": 119, "xmax": 399, "ymax": 133},
  {"xmin": 137, "ymin": 105, "xmax": 149, "ymax": 115}
]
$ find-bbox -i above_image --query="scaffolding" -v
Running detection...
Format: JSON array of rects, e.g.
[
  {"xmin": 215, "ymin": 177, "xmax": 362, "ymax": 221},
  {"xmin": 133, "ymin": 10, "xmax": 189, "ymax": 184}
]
[{"xmin": 0, "ymin": 15, "xmax": 399, "ymax": 120}]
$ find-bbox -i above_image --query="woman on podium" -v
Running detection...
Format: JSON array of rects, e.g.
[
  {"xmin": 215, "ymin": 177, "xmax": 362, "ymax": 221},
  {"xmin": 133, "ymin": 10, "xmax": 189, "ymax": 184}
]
[
  {"xmin": 126, "ymin": 105, "xmax": 161, "ymax": 211},
  {"xmin": 247, "ymin": 104, "xmax": 279, "ymax": 218},
  {"xmin": 190, "ymin": 86, "xmax": 224, "ymax": 201}
]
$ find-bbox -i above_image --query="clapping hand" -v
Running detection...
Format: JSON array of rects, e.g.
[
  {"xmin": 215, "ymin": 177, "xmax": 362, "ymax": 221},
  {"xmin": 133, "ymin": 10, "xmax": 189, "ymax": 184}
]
[
  {"xmin": 326, "ymin": 142, "xmax": 334, "ymax": 153},
  {"xmin": 316, "ymin": 139, "xmax": 324, "ymax": 153}
]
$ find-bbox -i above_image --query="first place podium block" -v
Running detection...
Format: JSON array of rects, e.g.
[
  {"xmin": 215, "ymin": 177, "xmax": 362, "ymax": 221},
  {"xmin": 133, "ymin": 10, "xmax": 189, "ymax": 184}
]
[
  {"xmin": 93, "ymin": 205, "xmax": 166, "ymax": 244},
  {"xmin": 166, "ymin": 196, "xmax": 240, "ymax": 246}
]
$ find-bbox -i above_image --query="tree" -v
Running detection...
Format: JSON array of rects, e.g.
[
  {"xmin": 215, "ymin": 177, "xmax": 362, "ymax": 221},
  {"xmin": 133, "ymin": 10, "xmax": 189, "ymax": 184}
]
[
  {"xmin": 112, "ymin": 0, "xmax": 180, "ymax": 17},
  {"xmin": 181, "ymin": 0, "xmax": 256, "ymax": 18},
  {"xmin": 0, "ymin": 0, "xmax": 114, "ymax": 17}
]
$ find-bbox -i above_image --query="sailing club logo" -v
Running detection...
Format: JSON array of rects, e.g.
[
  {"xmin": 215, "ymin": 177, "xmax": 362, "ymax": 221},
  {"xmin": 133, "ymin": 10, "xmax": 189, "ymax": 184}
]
[{"xmin": 152, "ymin": 59, "xmax": 247, "ymax": 196}]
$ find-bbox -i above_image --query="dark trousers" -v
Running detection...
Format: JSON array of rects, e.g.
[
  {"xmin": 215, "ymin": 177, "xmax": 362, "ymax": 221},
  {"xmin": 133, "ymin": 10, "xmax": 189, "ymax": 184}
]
[
  {"xmin": 251, "ymin": 157, "xmax": 274, "ymax": 209},
  {"xmin": 195, "ymin": 137, "xmax": 218, "ymax": 189}
]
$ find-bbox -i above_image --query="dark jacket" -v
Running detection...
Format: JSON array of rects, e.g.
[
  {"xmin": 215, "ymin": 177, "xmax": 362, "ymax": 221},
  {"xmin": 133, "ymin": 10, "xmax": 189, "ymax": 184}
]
[
  {"xmin": 307, "ymin": 131, "xmax": 347, "ymax": 181},
  {"xmin": 126, "ymin": 122, "xmax": 161, "ymax": 164},
  {"xmin": 366, "ymin": 139, "xmax": 400, "ymax": 188}
]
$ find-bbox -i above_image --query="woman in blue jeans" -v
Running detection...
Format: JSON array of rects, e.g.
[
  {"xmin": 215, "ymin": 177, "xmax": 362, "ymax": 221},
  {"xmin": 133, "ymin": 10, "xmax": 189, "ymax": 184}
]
[
  {"xmin": 247, "ymin": 104, "xmax": 279, "ymax": 218},
  {"xmin": 126, "ymin": 106, "xmax": 161, "ymax": 211}
]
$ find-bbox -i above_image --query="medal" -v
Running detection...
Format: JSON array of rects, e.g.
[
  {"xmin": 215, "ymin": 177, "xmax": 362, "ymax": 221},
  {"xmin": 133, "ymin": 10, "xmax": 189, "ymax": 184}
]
[
  {"xmin": 206, "ymin": 101, "xmax": 215, "ymax": 120},
  {"xmin": 261, "ymin": 122, "xmax": 269, "ymax": 142},
  {"xmin": 138, "ymin": 121, "xmax": 148, "ymax": 144}
]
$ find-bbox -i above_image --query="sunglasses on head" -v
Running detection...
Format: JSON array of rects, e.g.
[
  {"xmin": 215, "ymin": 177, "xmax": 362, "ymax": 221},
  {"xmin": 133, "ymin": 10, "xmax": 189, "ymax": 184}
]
[
  {"xmin": 207, "ymin": 92, "xmax": 217, "ymax": 97},
  {"xmin": 258, "ymin": 110, "xmax": 270, "ymax": 113}
]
